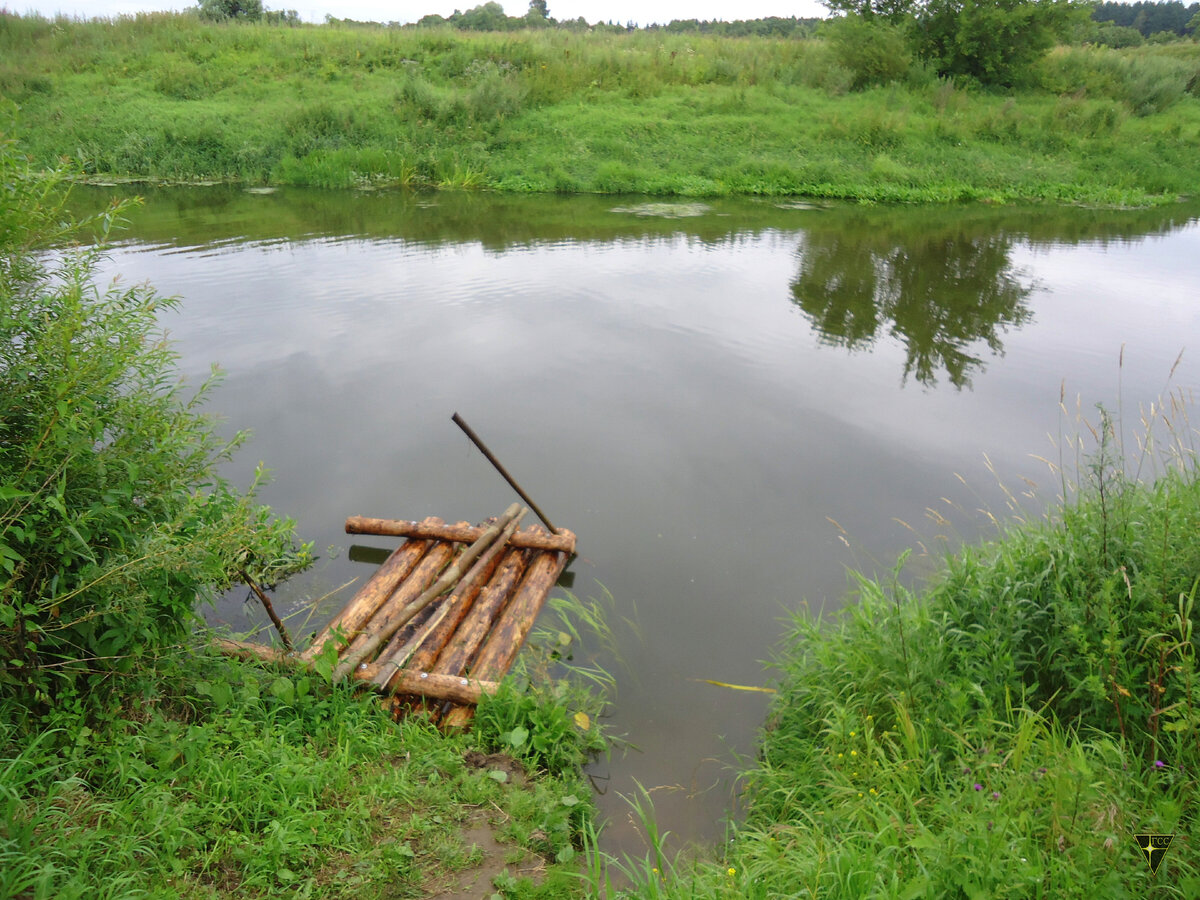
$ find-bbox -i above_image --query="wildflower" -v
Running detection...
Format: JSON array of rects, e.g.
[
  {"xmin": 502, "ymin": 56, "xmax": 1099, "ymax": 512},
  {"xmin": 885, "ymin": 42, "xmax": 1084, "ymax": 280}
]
[
  {"xmin": 858, "ymin": 792, "xmax": 863, "ymax": 797},
  {"xmin": 962, "ymin": 767, "xmax": 972, "ymax": 775},
  {"xmin": 837, "ymin": 753, "xmax": 843, "ymax": 759},
  {"xmin": 987, "ymin": 821, "xmax": 994, "ymax": 831},
  {"xmin": 866, "ymin": 715, "xmax": 873, "ymax": 720},
  {"xmin": 973, "ymin": 783, "xmax": 983, "ymax": 791},
  {"xmin": 727, "ymin": 867, "xmax": 737, "ymax": 877},
  {"xmin": 850, "ymin": 731, "xmax": 856, "ymax": 737},
  {"xmin": 869, "ymin": 788, "xmax": 877, "ymax": 795},
  {"xmin": 1154, "ymin": 760, "xmax": 1166, "ymax": 769},
  {"xmin": 850, "ymin": 750, "xmax": 857, "ymax": 757},
  {"xmin": 991, "ymin": 791, "xmax": 1000, "ymax": 800}
]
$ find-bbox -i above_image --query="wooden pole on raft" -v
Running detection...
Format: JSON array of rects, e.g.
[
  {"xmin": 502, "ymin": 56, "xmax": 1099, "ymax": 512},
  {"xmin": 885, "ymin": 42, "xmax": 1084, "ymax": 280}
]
[
  {"xmin": 300, "ymin": 516, "xmax": 442, "ymax": 662},
  {"xmin": 238, "ymin": 568, "xmax": 294, "ymax": 653},
  {"xmin": 332, "ymin": 503, "xmax": 523, "ymax": 682},
  {"xmin": 451, "ymin": 412, "xmax": 560, "ymax": 535},
  {"xmin": 345, "ymin": 516, "xmax": 576, "ymax": 554}
]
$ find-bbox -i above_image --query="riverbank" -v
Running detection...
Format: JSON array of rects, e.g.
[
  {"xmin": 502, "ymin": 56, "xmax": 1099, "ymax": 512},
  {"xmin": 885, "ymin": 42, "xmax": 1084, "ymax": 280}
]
[
  {"xmin": 2, "ymin": 13, "xmax": 1199, "ymax": 205},
  {"xmin": 0, "ymin": 645, "xmax": 606, "ymax": 899},
  {"xmin": 592, "ymin": 405, "xmax": 1200, "ymax": 896}
]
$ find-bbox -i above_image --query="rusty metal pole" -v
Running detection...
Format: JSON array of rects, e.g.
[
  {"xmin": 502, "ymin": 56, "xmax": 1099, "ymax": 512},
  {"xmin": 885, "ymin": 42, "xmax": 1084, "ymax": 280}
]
[{"xmin": 451, "ymin": 412, "xmax": 559, "ymax": 534}]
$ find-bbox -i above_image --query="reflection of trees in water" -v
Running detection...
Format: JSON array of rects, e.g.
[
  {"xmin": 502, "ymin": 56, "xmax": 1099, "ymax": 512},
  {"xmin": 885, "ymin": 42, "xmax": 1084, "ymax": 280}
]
[{"xmin": 791, "ymin": 228, "xmax": 1034, "ymax": 389}]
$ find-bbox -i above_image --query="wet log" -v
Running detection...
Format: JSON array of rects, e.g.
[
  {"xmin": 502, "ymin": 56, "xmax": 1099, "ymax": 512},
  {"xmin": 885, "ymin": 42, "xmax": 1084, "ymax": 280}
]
[
  {"xmin": 429, "ymin": 545, "xmax": 530, "ymax": 679},
  {"xmin": 300, "ymin": 516, "xmax": 441, "ymax": 662},
  {"xmin": 332, "ymin": 504, "xmax": 522, "ymax": 682},
  {"xmin": 334, "ymin": 535, "xmax": 460, "ymax": 673},
  {"xmin": 442, "ymin": 535, "xmax": 569, "ymax": 729},
  {"xmin": 370, "ymin": 510, "xmax": 526, "ymax": 691},
  {"xmin": 212, "ymin": 639, "xmax": 498, "ymax": 704},
  {"xmin": 346, "ymin": 516, "xmax": 575, "ymax": 554}
]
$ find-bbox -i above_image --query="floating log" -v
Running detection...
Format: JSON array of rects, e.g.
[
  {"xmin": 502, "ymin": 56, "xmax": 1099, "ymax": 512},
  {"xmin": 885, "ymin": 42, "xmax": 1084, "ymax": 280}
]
[
  {"xmin": 432, "ymin": 544, "xmax": 530, "ymax": 680},
  {"xmin": 332, "ymin": 504, "xmax": 523, "ymax": 681},
  {"xmin": 212, "ymin": 638, "xmax": 499, "ymax": 705},
  {"xmin": 442, "ymin": 529, "xmax": 570, "ymax": 729},
  {"xmin": 345, "ymin": 516, "xmax": 576, "ymax": 554},
  {"xmin": 334, "ymin": 535, "xmax": 459, "ymax": 673},
  {"xmin": 300, "ymin": 516, "xmax": 441, "ymax": 662},
  {"xmin": 370, "ymin": 510, "xmax": 527, "ymax": 691}
]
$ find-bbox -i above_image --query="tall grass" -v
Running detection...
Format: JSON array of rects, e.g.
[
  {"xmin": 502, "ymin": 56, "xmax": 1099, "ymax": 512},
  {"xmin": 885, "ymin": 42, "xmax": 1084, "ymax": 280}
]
[
  {"xmin": 2, "ymin": 12, "xmax": 1198, "ymax": 203},
  {"xmin": 587, "ymin": 387, "xmax": 1200, "ymax": 896}
]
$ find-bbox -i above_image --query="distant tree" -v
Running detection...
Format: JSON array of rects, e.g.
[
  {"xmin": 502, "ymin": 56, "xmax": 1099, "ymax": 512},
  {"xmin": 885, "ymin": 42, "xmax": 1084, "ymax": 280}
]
[
  {"xmin": 197, "ymin": 0, "xmax": 262, "ymax": 20},
  {"xmin": 449, "ymin": 1, "xmax": 514, "ymax": 30},
  {"xmin": 1091, "ymin": 0, "xmax": 1198, "ymax": 36},
  {"xmin": 914, "ymin": 0, "xmax": 1087, "ymax": 86},
  {"xmin": 528, "ymin": 0, "xmax": 549, "ymax": 18},
  {"xmin": 823, "ymin": 0, "xmax": 918, "ymax": 24}
]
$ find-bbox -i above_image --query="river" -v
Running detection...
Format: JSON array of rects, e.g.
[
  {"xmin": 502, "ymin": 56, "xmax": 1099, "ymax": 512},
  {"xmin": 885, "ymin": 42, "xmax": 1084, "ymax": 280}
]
[{"xmin": 77, "ymin": 185, "xmax": 1200, "ymax": 855}]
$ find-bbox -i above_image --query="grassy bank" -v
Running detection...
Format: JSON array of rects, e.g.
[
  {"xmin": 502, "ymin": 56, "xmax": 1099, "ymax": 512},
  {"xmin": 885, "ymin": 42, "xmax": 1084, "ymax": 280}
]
[
  {"xmin": 2, "ymin": 13, "xmax": 1199, "ymax": 204},
  {"xmin": 0, "ymin": 643, "xmax": 607, "ymax": 899},
  {"xmin": 592, "ymin": 401, "xmax": 1200, "ymax": 896}
]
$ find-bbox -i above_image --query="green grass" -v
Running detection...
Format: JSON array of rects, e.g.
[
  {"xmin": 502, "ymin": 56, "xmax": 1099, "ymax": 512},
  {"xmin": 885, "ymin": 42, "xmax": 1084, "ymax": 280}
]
[
  {"xmin": 587, "ymin": 396, "xmax": 1200, "ymax": 896},
  {"xmin": 2, "ymin": 13, "xmax": 1199, "ymax": 204},
  {"xmin": 0, "ymin": 631, "xmax": 610, "ymax": 900}
]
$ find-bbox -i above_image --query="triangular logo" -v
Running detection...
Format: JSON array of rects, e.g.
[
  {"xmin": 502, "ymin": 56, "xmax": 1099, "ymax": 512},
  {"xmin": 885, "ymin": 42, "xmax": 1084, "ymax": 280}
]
[{"xmin": 1134, "ymin": 833, "xmax": 1173, "ymax": 875}]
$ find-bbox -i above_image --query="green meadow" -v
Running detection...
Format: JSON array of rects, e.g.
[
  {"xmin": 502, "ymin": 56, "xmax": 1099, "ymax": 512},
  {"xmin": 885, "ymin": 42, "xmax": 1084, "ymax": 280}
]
[{"xmin": 1, "ymin": 12, "xmax": 1199, "ymax": 203}]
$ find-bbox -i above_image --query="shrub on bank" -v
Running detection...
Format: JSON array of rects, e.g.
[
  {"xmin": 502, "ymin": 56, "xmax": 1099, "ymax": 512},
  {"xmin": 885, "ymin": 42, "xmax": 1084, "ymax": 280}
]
[{"xmin": 0, "ymin": 138, "xmax": 310, "ymax": 707}]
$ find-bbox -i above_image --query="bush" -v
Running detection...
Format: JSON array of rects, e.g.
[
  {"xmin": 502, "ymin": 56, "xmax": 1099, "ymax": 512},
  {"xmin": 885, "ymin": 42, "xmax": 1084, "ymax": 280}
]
[
  {"xmin": 823, "ymin": 14, "xmax": 913, "ymax": 89},
  {"xmin": 0, "ymin": 138, "xmax": 310, "ymax": 705}
]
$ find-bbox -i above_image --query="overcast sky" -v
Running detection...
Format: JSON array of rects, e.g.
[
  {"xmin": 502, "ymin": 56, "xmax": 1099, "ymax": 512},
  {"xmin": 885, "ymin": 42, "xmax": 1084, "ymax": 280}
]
[{"xmin": 10, "ymin": 0, "xmax": 830, "ymax": 27}]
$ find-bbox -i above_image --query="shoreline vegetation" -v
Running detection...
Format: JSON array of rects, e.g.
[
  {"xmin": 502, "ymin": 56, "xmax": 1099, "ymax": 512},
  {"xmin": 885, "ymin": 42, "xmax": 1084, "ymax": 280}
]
[
  {"xmin": 0, "ymin": 10, "xmax": 1198, "ymax": 205},
  {"xmin": 0, "ymin": 140, "xmax": 609, "ymax": 899},
  {"xmin": 588, "ymin": 395, "xmax": 1200, "ymax": 896}
]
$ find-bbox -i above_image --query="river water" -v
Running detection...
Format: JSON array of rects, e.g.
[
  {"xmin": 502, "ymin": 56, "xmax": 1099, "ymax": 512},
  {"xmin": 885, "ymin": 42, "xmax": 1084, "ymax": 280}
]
[{"xmin": 77, "ymin": 185, "xmax": 1200, "ymax": 855}]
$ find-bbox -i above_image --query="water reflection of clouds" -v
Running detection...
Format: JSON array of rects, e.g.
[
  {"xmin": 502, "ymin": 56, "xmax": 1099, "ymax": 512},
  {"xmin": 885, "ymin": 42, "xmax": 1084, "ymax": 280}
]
[{"xmin": 92, "ymin": 207, "xmax": 1200, "ymax": 858}]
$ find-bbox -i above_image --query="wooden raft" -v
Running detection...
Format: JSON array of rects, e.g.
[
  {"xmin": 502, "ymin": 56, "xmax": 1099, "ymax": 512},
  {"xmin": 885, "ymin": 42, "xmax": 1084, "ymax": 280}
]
[{"xmin": 257, "ymin": 506, "xmax": 574, "ymax": 728}]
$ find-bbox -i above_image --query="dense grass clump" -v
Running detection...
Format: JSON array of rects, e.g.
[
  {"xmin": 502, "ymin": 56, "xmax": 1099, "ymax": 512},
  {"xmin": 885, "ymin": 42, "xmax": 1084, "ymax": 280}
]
[
  {"xmin": 2, "ymin": 13, "xmax": 1199, "ymax": 204},
  {"xmin": 590, "ymin": 400, "xmax": 1200, "ymax": 896}
]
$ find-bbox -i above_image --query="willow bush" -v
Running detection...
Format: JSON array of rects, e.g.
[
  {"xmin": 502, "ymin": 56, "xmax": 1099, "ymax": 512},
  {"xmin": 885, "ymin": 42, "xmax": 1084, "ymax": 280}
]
[{"xmin": 0, "ymin": 137, "xmax": 310, "ymax": 707}]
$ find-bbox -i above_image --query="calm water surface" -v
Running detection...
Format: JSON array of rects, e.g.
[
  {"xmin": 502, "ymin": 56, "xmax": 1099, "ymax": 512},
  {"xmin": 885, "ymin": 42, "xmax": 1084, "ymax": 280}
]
[{"xmin": 78, "ymin": 186, "xmax": 1200, "ymax": 853}]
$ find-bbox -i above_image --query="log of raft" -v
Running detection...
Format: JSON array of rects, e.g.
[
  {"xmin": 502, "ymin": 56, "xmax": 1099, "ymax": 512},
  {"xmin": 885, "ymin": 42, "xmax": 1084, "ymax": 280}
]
[
  {"xmin": 346, "ymin": 515, "xmax": 576, "ymax": 554},
  {"xmin": 213, "ymin": 638, "xmax": 499, "ymax": 705},
  {"xmin": 368, "ymin": 511, "xmax": 527, "ymax": 691},
  {"xmin": 442, "ymin": 525, "xmax": 571, "ymax": 729},
  {"xmin": 331, "ymin": 504, "xmax": 524, "ymax": 682},
  {"xmin": 300, "ymin": 516, "xmax": 442, "ymax": 662}
]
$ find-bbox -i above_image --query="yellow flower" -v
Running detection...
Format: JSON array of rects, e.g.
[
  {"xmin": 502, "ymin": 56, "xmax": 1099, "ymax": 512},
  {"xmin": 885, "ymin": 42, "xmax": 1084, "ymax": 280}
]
[
  {"xmin": 869, "ymin": 788, "xmax": 877, "ymax": 795},
  {"xmin": 850, "ymin": 731, "xmax": 856, "ymax": 737},
  {"xmin": 851, "ymin": 750, "xmax": 858, "ymax": 757},
  {"xmin": 727, "ymin": 867, "xmax": 737, "ymax": 877},
  {"xmin": 837, "ymin": 753, "xmax": 843, "ymax": 758},
  {"xmin": 858, "ymin": 792, "xmax": 864, "ymax": 798},
  {"xmin": 867, "ymin": 714, "xmax": 873, "ymax": 720}
]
